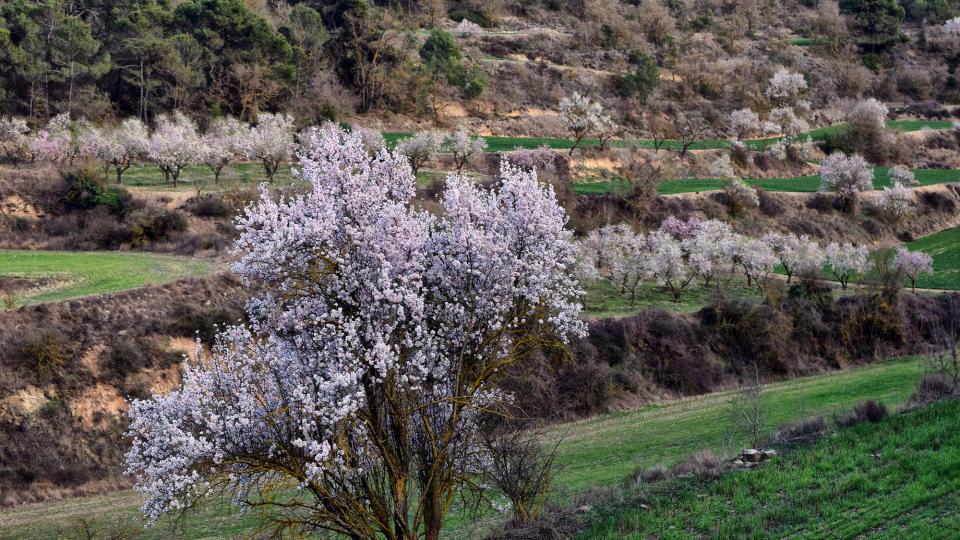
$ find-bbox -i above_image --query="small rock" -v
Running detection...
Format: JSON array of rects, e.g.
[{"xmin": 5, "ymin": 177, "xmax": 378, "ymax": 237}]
[
  {"xmin": 733, "ymin": 459, "xmax": 745, "ymax": 467},
  {"xmin": 763, "ymin": 449, "xmax": 778, "ymax": 458},
  {"xmin": 577, "ymin": 505, "xmax": 592, "ymax": 513}
]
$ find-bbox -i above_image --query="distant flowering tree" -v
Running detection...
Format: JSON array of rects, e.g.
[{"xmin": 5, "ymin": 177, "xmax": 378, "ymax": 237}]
[
  {"xmin": 200, "ymin": 116, "xmax": 250, "ymax": 184},
  {"xmin": 723, "ymin": 178, "xmax": 759, "ymax": 215},
  {"xmin": 659, "ymin": 216, "xmax": 703, "ymax": 239},
  {"xmin": 558, "ymin": 92, "xmax": 606, "ymax": 156},
  {"xmin": 765, "ymin": 67, "xmax": 807, "ymax": 102},
  {"xmin": 731, "ymin": 236, "xmax": 777, "ymax": 290},
  {"xmin": 604, "ymin": 225, "xmax": 649, "ymax": 305},
  {"xmin": 443, "ymin": 127, "xmax": 487, "ymax": 173},
  {"xmin": 246, "ymin": 112, "xmax": 294, "ymax": 182},
  {"xmin": 819, "ymin": 152, "xmax": 874, "ymax": 212},
  {"xmin": 30, "ymin": 114, "xmax": 89, "ymax": 165},
  {"xmin": 594, "ymin": 113, "xmax": 618, "ymax": 151},
  {"xmin": 892, "ymin": 246, "xmax": 933, "ymax": 291},
  {"xmin": 729, "ymin": 108, "xmax": 760, "ymax": 140},
  {"xmin": 86, "ymin": 118, "xmax": 149, "ymax": 183},
  {"xmin": 0, "ymin": 116, "xmax": 33, "ymax": 164},
  {"xmin": 847, "ymin": 98, "xmax": 888, "ymax": 132},
  {"xmin": 397, "ymin": 130, "xmax": 444, "ymax": 177},
  {"xmin": 945, "ymin": 16, "xmax": 960, "ymax": 34},
  {"xmin": 682, "ymin": 219, "xmax": 737, "ymax": 287},
  {"xmin": 351, "ymin": 125, "xmax": 386, "ymax": 154},
  {"xmin": 889, "ymin": 166, "xmax": 917, "ymax": 187},
  {"xmin": 125, "ymin": 127, "xmax": 585, "ymax": 540},
  {"xmin": 876, "ymin": 182, "xmax": 915, "ymax": 221},
  {"xmin": 825, "ymin": 242, "xmax": 873, "ymax": 289},
  {"xmin": 148, "ymin": 111, "xmax": 201, "ymax": 186},
  {"xmin": 645, "ymin": 229, "xmax": 697, "ymax": 302},
  {"xmin": 508, "ymin": 145, "xmax": 556, "ymax": 175},
  {"xmin": 762, "ymin": 233, "xmax": 824, "ymax": 282}
]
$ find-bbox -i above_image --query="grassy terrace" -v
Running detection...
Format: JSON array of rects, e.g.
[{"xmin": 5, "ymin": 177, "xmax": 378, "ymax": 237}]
[
  {"xmin": 0, "ymin": 250, "xmax": 214, "ymax": 304},
  {"xmin": 581, "ymin": 396, "xmax": 960, "ymax": 539},
  {"xmin": 905, "ymin": 227, "xmax": 960, "ymax": 290},
  {"xmin": 573, "ymin": 166, "xmax": 960, "ymax": 196},
  {"xmin": 0, "ymin": 355, "xmax": 928, "ymax": 539},
  {"xmin": 384, "ymin": 119, "xmax": 953, "ymax": 153}
]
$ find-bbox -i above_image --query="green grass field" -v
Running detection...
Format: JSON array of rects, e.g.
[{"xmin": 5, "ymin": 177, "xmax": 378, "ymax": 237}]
[
  {"xmin": 121, "ymin": 162, "xmax": 298, "ymax": 192},
  {"xmin": 580, "ymin": 396, "xmax": 960, "ymax": 539},
  {"xmin": 0, "ymin": 250, "xmax": 214, "ymax": 304},
  {"xmin": 572, "ymin": 166, "xmax": 960, "ymax": 196},
  {"xmin": 0, "ymin": 355, "xmax": 928, "ymax": 539},
  {"xmin": 905, "ymin": 227, "xmax": 960, "ymax": 290},
  {"xmin": 385, "ymin": 119, "xmax": 952, "ymax": 153},
  {"xmin": 581, "ymin": 279, "xmax": 762, "ymax": 318}
]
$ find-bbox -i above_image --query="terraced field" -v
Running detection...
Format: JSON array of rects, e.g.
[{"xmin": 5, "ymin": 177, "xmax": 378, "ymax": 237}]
[
  {"xmin": 573, "ymin": 166, "xmax": 960, "ymax": 196},
  {"xmin": 0, "ymin": 355, "xmax": 927, "ymax": 539},
  {"xmin": 385, "ymin": 119, "xmax": 952, "ymax": 153},
  {"xmin": 0, "ymin": 250, "xmax": 214, "ymax": 304},
  {"xmin": 904, "ymin": 227, "xmax": 960, "ymax": 290}
]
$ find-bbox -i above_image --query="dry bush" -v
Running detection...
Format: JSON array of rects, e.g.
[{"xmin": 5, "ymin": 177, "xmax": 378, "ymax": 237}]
[
  {"xmin": 480, "ymin": 426, "xmax": 562, "ymax": 526},
  {"xmin": 835, "ymin": 400, "xmax": 888, "ymax": 427},
  {"xmin": 773, "ymin": 416, "xmax": 829, "ymax": 444},
  {"xmin": 15, "ymin": 329, "xmax": 68, "ymax": 379},
  {"xmin": 484, "ymin": 505, "xmax": 582, "ymax": 540},
  {"xmin": 670, "ymin": 449, "xmax": 725, "ymax": 479},
  {"xmin": 906, "ymin": 373, "xmax": 958, "ymax": 409},
  {"xmin": 627, "ymin": 463, "xmax": 669, "ymax": 485}
]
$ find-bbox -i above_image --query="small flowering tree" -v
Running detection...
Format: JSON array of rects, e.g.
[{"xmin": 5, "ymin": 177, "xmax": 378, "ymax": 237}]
[
  {"xmin": 125, "ymin": 127, "xmax": 585, "ymax": 540},
  {"xmin": 762, "ymin": 233, "xmax": 824, "ymax": 282},
  {"xmin": 819, "ymin": 152, "xmax": 874, "ymax": 212},
  {"xmin": 397, "ymin": 130, "xmax": 444, "ymax": 177},
  {"xmin": 88, "ymin": 118, "xmax": 149, "ymax": 184},
  {"xmin": 148, "ymin": 111, "xmax": 201, "ymax": 186},
  {"xmin": 889, "ymin": 166, "xmax": 917, "ymax": 187},
  {"xmin": 605, "ymin": 225, "xmax": 649, "ymax": 305},
  {"xmin": 200, "ymin": 116, "xmax": 250, "ymax": 185},
  {"xmin": 443, "ymin": 128, "xmax": 487, "ymax": 173},
  {"xmin": 558, "ymin": 92, "xmax": 605, "ymax": 156},
  {"xmin": 31, "ymin": 114, "xmax": 89, "ymax": 165},
  {"xmin": 351, "ymin": 125, "xmax": 386, "ymax": 154},
  {"xmin": 246, "ymin": 112, "xmax": 294, "ymax": 183},
  {"xmin": 682, "ymin": 219, "xmax": 737, "ymax": 287},
  {"xmin": 0, "ymin": 117, "xmax": 33, "ymax": 164},
  {"xmin": 765, "ymin": 67, "xmax": 807, "ymax": 102},
  {"xmin": 645, "ymin": 230, "xmax": 697, "ymax": 302},
  {"xmin": 731, "ymin": 237, "xmax": 777, "ymax": 290},
  {"xmin": 876, "ymin": 182, "xmax": 915, "ymax": 222},
  {"xmin": 594, "ymin": 113, "xmax": 618, "ymax": 151},
  {"xmin": 825, "ymin": 242, "xmax": 873, "ymax": 289},
  {"xmin": 892, "ymin": 247, "xmax": 933, "ymax": 291},
  {"xmin": 508, "ymin": 145, "xmax": 556, "ymax": 175},
  {"xmin": 729, "ymin": 108, "xmax": 760, "ymax": 140}
]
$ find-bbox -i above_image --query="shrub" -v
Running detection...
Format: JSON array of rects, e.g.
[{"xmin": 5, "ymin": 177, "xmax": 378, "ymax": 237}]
[
  {"xmin": 835, "ymin": 400, "xmax": 888, "ymax": 427},
  {"xmin": 757, "ymin": 189, "xmax": 786, "ymax": 216},
  {"xmin": 629, "ymin": 463, "xmax": 668, "ymax": 485},
  {"xmin": 184, "ymin": 194, "xmax": 233, "ymax": 218},
  {"xmin": 773, "ymin": 416, "xmax": 829, "ymax": 444},
  {"xmin": 111, "ymin": 339, "xmax": 148, "ymax": 377},
  {"xmin": 671, "ymin": 449, "xmax": 724, "ymax": 479},
  {"xmin": 128, "ymin": 208, "xmax": 188, "ymax": 245},
  {"xmin": 907, "ymin": 373, "xmax": 958, "ymax": 408},
  {"xmin": 805, "ymin": 193, "xmax": 835, "ymax": 213},
  {"xmin": 15, "ymin": 329, "xmax": 68, "ymax": 378}
]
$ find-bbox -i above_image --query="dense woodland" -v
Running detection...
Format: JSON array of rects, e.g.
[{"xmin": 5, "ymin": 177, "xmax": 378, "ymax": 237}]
[{"xmin": 3, "ymin": 0, "xmax": 960, "ymax": 130}]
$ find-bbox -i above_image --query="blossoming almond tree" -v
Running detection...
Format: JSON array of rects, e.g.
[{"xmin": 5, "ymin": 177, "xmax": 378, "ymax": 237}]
[
  {"xmin": 819, "ymin": 151, "xmax": 874, "ymax": 212},
  {"xmin": 893, "ymin": 247, "xmax": 934, "ymax": 291},
  {"xmin": 762, "ymin": 232, "xmax": 825, "ymax": 283},
  {"xmin": 148, "ymin": 111, "xmax": 201, "ymax": 187},
  {"xmin": 125, "ymin": 127, "xmax": 585, "ymax": 540},
  {"xmin": 86, "ymin": 118, "xmax": 149, "ymax": 183},
  {"xmin": 825, "ymin": 242, "xmax": 873, "ymax": 289},
  {"xmin": 245, "ymin": 112, "xmax": 294, "ymax": 182},
  {"xmin": 397, "ymin": 130, "xmax": 444, "ymax": 177},
  {"xmin": 443, "ymin": 127, "xmax": 487, "ymax": 173},
  {"xmin": 0, "ymin": 116, "xmax": 33, "ymax": 164},
  {"xmin": 559, "ymin": 92, "xmax": 605, "ymax": 156},
  {"xmin": 200, "ymin": 116, "xmax": 250, "ymax": 185}
]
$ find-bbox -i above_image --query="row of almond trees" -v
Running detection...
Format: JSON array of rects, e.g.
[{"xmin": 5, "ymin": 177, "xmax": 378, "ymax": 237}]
[
  {"xmin": 582, "ymin": 217, "xmax": 935, "ymax": 304},
  {"xmin": 0, "ymin": 112, "xmax": 499, "ymax": 188},
  {"xmin": 1, "ymin": 112, "xmax": 295, "ymax": 186}
]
